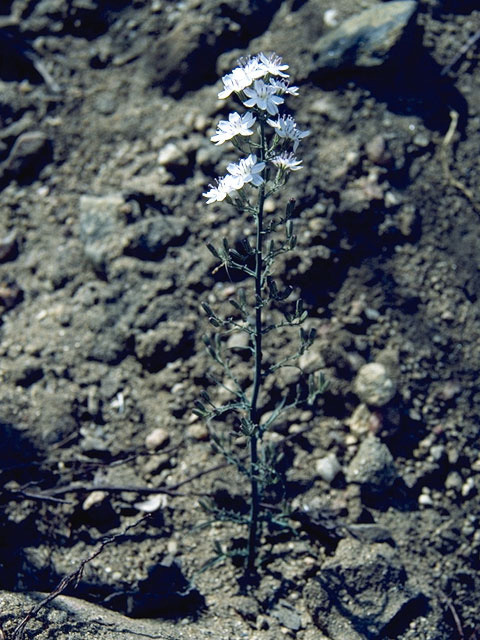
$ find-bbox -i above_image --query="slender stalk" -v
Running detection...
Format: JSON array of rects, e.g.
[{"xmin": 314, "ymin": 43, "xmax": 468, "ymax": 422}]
[{"xmin": 246, "ymin": 120, "xmax": 267, "ymax": 576}]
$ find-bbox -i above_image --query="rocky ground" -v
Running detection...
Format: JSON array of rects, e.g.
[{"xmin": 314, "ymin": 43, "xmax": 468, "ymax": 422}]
[{"xmin": 1, "ymin": 1, "xmax": 480, "ymax": 639}]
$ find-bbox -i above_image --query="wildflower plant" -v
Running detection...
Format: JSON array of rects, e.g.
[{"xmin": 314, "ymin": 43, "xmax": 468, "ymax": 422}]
[{"xmin": 197, "ymin": 53, "xmax": 326, "ymax": 578}]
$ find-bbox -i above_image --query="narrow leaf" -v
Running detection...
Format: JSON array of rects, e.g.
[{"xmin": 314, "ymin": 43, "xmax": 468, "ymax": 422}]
[
  {"xmin": 200, "ymin": 390, "xmax": 211, "ymax": 404},
  {"xmin": 229, "ymin": 249, "xmax": 246, "ymax": 263},
  {"xmin": 318, "ymin": 372, "xmax": 329, "ymax": 393},
  {"xmin": 230, "ymin": 299, "xmax": 247, "ymax": 319},
  {"xmin": 240, "ymin": 238, "xmax": 254, "ymax": 255},
  {"xmin": 286, "ymin": 219, "xmax": 293, "ymax": 239},
  {"xmin": 195, "ymin": 400, "xmax": 207, "ymax": 413},
  {"xmin": 207, "ymin": 346, "xmax": 220, "ymax": 363},
  {"xmin": 267, "ymin": 276, "xmax": 278, "ymax": 299},
  {"xmin": 201, "ymin": 302, "xmax": 214, "ymax": 316},
  {"xmin": 286, "ymin": 198, "xmax": 296, "ymax": 219},
  {"xmin": 278, "ymin": 285, "xmax": 293, "ymax": 301},
  {"xmin": 206, "ymin": 243, "xmax": 220, "ymax": 259},
  {"xmin": 238, "ymin": 288, "xmax": 246, "ymax": 307}
]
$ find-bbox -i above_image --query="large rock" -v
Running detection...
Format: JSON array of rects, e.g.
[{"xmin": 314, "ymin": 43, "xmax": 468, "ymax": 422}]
[
  {"xmin": 0, "ymin": 130, "xmax": 51, "ymax": 184},
  {"xmin": 304, "ymin": 538, "xmax": 422, "ymax": 640},
  {"xmin": 124, "ymin": 216, "xmax": 188, "ymax": 261},
  {"xmin": 354, "ymin": 362, "xmax": 396, "ymax": 407},
  {"xmin": 134, "ymin": 321, "xmax": 195, "ymax": 372},
  {"xmin": 346, "ymin": 434, "xmax": 397, "ymax": 493},
  {"xmin": 0, "ymin": 590, "xmax": 211, "ymax": 640},
  {"xmin": 79, "ymin": 194, "xmax": 125, "ymax": 272},
  {"xmin": 312, "ymin": 1, "xmax": 418, "ymax": 72}
]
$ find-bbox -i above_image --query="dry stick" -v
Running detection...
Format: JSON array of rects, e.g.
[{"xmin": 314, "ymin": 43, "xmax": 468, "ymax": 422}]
[
  {"xmin": 39, "ymin": 461, "xmax": 230, "ymax": 499},
  {"xmin": 93, "ymin": 624, "xmax": 183, "ymax": 640},
  {"xmin": 438, "ymin": 589, "xmax": 465, "ymax": 639},
  {"xmin": 440, "ymin": 109, "xmax": 480, "ymax": 216},
  {"xmin": 23, "ymin": 426, "xmax": 315, "ymax": 502},
  {"xmin": 11, "ymin": 514, "xmax": 150, "ymax": 640},
  {"xmin": 441, "ymin": 30, "xmax": 480, "ymax": 76},
  {"xmin": 8, "ymin": 487, "xmax": 72, "ymax": 504}
]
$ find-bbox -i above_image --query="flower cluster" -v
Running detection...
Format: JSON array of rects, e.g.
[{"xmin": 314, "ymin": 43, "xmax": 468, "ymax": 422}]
[
  {"xmin": 203, "ymin": 154, "xmax": 265, "ymax": 204},
  {"xmin": 203, "ymin": 52, "xmax": 309, "ymax": 204}
]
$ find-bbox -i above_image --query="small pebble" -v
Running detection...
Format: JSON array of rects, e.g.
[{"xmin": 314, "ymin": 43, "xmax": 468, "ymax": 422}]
[
  {"xmin": 298, "ymin": 349, "xmax": 325, "ymax": 373},
  {"xmin": 187, "ymin": 422, "xmax": 209, "ymax": 441},
  {"xmin": 419, "ymin": 434, "xmax": 435, "ymax": 450},
  {"xmin": 315, "ymin": 453, "xmax": 341, "ymax": 483},
  {"xmin": 167, "ymin": 539, "xmax": 178, "ymax": 555},
  {"xmin": 364, "ymin": 307, "xmax": 380, "ymax": 321},
  {"xmin": 323, "ymin": 8, "xmax": 339, "ymax": 27},
  {"xmin": 418, "ymin": 492, "xmax": 433, "ymax": 507},
  {"xmin": 429, "ymin": 444, "xmax": 445, "ymax": 462},
  {"xmin": 445, "ymin": 471, "xmax": 462, "ymax": 491},
  {"xmin": 461, "ymin": 477, "xmax": 475, "ymax": 498},
  {"xmin": 0, "ymin": 230, "xmax": 17, "ymax": 262},
  {"xmin": 366, "ymin": 134, "xmax": 390, "ymax": 166},
  {"xmin": 413, "ymin": 132, "xmax": 430, "ymax": 147},
  {"xmin": 82, "ymin": 490, "xmax": 108, "ymax": 511},
  {"xmin": 346, "ymin": 403, "xmax": 372, "ymax": 436},
  {"xmin": 134, "ymin": 494, "xmax": 167, "ymax": 512},
  {"xmin": 145, "ymin": 427, "xmax": 170, "ymax": 450},
  {"xmin": 345, "ymin": 433, "xmax": 358, "ymax": 446},
  {"xmin": 143, "ymin": 454, "xmax": 170, "ymax": 476},
  {"xmin": 157, "ymin": 141, "xmax": 187, "ymax": 167},
  {"xmin": 462, "ymin": 523, "xmax": 475, "ymax": 537},
  {"xmin": 472, "ymin": 457, "xmax": 480, "ymax": 472},
  {"xmin": 227, "ymin": 331, "xmax": 249, "ymax": 351},
  {"xmin": 2, "ymin": 130, "xmax": 50, "ymax": 176}
]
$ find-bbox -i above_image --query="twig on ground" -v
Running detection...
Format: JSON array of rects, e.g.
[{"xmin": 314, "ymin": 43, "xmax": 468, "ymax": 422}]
[
  {"xmin": 441, "ymin": 30, "xmax": 480, "ymax": 76},
  {"xmin": 94, "ymin": 623, "xmax": 183, "ymax": 640},
  {"xmin": 440, "ymin": 109, "xmax": 480, "ymax": 216},
  {"xmin": 24, "ymin": 426, "xmax": 314, "ymax": 502},
  {"xmin": 11, "ymin": 514, "xmax": 150, "ymax": 640},
  {"xmin": 8, "ymin": 486, "xmax": 73, "ymax": 504},
  {"xmin": 439, "ymin": 591, "xmax": 464, "ymax": 639}
]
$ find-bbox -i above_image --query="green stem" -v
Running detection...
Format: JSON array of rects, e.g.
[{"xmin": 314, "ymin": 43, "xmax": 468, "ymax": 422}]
[{"xmin": 247, "ymin": 120, "xmax": 267, "ymax": 576}]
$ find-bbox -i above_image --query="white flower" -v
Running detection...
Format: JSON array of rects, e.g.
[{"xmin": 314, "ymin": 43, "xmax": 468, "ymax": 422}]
[
  {"xmin": 257, "ymin": 52, "xmax": 289, "ymax": 78},
  {"xmin": 203, "ymin": 174, "xmax": 240, "ymax": 204},
  {"xmin": 267, "ymin": 114, "xmax": 310, "ymax": 151},
  {"xmin": 211, "ymin": 111, "xmax": 257, "ymax": 145},
  {"xmin": 268, "ymin": 78, "xmax": 299, "ymax": 96},
  {"xmin": 227, "ymin": 153, "xmax": 265, "ymax": 188},
  {"xmin": 203, "ymin": 154, "xmax": 266, "ymax": 204},
  {"xmin": 217, "ymin": 53, "xmax": 290, "ymax": 100},
  {"xmin": 272, "ymin": 152, "xmax": 303, "ymax": 171},
  {"xmin": 241, "ymin": 56, "xmax": 267, "ymax": 81},
  {"xmin": 218, "ymin": 67, "xmax": 254, "ymax": 99},
  {"xmin": 243, "ymin": 80, "xmax": 284, "ymax": 116}
]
